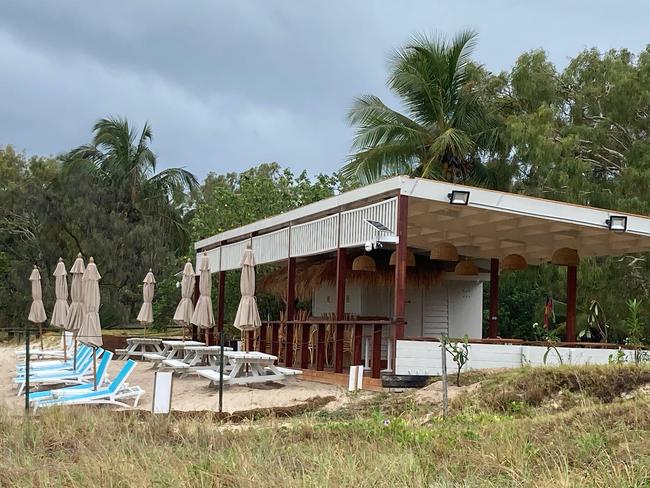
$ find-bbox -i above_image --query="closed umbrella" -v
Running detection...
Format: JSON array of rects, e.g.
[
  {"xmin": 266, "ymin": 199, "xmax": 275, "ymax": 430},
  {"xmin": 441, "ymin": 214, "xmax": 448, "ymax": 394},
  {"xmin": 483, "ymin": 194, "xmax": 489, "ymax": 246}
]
[
  {"xmin": 78, "ymin": 256, "xmax": 102, "ymax": 389},
  {"xmin": 28, "ymin": 266, "xmax": 47, "ymax": 350},
  {"xmin": 136, "ymin": 269, "xmax": 155, "ymax": 336},
  {"xmin": 173, "ymin": 260, "xmax": 195, "ymax": 341},
  {"xmin": 65, "ymin": 254, "xmax": 85, "ymax": 369},
  {"xmin": 190, "ymin": 253, "xmax": 214, "ymax": 330},
  {"xmin": 233, "ymin": 246, "xmax": 262, "ymax": 350},
  {"xmin": 51, "ymin": 258, "xmax": 70, "ymax": 360}
]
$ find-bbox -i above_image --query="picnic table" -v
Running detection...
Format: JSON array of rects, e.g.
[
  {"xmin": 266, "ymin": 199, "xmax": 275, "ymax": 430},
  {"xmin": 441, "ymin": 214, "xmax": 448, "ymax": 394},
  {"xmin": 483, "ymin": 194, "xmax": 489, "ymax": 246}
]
[
  {"xmin": 161, "ymin": 345, "xmax": 233, "ymax": 376},
  {"xmin": 116, "ymin": 338, "xmax": 163, "ymax": 360},
  {"xmin": 142, "ymin": 340, "xmax": 205, "ymax": 366},
  {"xmin": 197, "ymin": 351, "xmax": 302, "ymax": 386}
]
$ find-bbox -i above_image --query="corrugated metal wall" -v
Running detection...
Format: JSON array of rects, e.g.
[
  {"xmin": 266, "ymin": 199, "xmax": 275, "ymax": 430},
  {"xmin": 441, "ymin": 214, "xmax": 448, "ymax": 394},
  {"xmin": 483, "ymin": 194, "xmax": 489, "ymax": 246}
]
[
  {"xmin": 252, "ymin": 228, "xmax": 289, "ymax": 265},
  {"xmin": 339, "ymin": 198, "xmax": 397, "ymax": 248},
  {"xmin": 290, "ymin": 214, "xmax": 339, "ymax": 257}
]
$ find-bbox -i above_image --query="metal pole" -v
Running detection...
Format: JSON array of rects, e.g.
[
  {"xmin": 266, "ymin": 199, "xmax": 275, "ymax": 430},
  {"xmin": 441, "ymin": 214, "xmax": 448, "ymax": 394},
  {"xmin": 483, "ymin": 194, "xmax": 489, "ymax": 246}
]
[
  {"xmin": 219, "ymin": 328, "xmax": 225, "ymax": 413},
  {"xmin": 441, "ymin": 335, "xmax": 448, "ymax": 419},
  {"xmin": 93, "ymin": 347, "xmax": 97, "ymax": 390},
  {"xmin": 24, "ymin": 324, "xmax": 30, "ymax": 414},
  {"xmin": 73, "ymin": 333, "xmax": 78, "ymax": 370}
]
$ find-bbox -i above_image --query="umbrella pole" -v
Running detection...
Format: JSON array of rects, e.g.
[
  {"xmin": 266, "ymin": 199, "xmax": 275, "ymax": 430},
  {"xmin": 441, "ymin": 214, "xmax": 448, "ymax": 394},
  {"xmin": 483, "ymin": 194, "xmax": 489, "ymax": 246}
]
[
  {"xmin": 39, "ymin": 323, "xmax": 43, "ymax": 351},
  {"xmin": 63, "ymin": 331, "xmax": 67, "ymax": 362},
  {"xmin": 24, "ymin": 323, "xmax": 30, "ymax": 414},
  {"xmin": 73, "ymin": 334, "xmax": 78, "ymax": 370},
  {"xmin": 219, "ymin": 328, "xmax": 225, "ymax": 413},
  {"xmin": 93, "ymin": 347, "xmax": 97, "ymax": 390}
]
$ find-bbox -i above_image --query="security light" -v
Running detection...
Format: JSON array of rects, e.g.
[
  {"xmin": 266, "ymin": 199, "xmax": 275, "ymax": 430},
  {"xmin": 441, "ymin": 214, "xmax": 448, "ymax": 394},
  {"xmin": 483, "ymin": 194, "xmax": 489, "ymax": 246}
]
[
  {"xmin": 447, "ymin": 190, "xmax": 470, "ymax": 205},
  {"xmin": 364, "ymin": 219, "xmax": 393, "ymax": 233},
  {"xmin": 606, "ymin": 215, "xmax": 627, "ymax": 232}
]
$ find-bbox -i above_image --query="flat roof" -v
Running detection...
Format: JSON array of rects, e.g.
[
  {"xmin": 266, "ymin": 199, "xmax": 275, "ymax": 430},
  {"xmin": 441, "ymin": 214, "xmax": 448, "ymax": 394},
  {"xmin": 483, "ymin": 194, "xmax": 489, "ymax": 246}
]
[{"xmin": 195, "ymin": 176, "xmax": 650, "ymax": 262}]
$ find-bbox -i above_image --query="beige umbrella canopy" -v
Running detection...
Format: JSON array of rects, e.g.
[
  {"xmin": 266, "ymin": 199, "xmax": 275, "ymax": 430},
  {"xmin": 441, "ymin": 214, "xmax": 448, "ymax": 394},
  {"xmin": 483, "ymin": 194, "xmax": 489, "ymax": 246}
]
[
  {"xmin": 136, "ymin": 269, "xmax": 155, "ymax": 335},
  {"xmin": 51, "ymin": 258, "xmax": 69, "ymax": 329},
  {"xmin": 190, "ymin": 253, "xmax": 214, "ymax": 330},
  {"xmin": 64, "ymin": 254, "xmax": 86, "ymax": 334},
  {"xmin": 233, "ymin": 246, "xmax": 262, "ymax": 332},
  {"xmin": 173, "ymin": 260, "xmax": 195, "ymax": 340},
  {"xmin": 78, "ymin": 257, "xmax": 103, "ymax": 348},
  {"xmin": 28, "ymin": 266, "xmax": 47, "ymax": 349}
]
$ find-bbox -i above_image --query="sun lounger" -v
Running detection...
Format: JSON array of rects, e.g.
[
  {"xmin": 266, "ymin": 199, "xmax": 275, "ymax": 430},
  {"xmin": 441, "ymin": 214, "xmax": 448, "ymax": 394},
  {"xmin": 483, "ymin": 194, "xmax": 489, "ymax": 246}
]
[
  {"xmin": 14, "ymin": 349, "xmax": 103, "ymax": 396},
  {"xmin": 32, "ymin": 360, "xmax": 144, "ymax": 411},
  {"xmin": 16, "ymin": 345, "xmax": 91, "ymax": 372},
  {"xmin": 27, "ymin": 352, "xmax": 114, "ymax": 404}
]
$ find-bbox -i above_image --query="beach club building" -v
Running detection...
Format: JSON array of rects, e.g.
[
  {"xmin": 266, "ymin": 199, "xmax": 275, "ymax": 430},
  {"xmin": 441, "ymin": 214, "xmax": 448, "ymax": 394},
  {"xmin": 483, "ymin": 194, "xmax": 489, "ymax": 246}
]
[{"xmin": 194, "ymin": 176, "xmax": 650, "ymax": 379}]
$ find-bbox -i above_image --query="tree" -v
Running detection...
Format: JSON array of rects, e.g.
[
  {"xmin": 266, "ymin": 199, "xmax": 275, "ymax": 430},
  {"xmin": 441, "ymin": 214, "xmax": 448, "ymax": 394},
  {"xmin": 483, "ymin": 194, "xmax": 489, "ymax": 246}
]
[
  {"xmin": 342, "ymin": 31, "xmax": 499, "ymax": 185},
  {"xmin": 64, "ymin": 117, "xmax": 198, "ymax": 252}
]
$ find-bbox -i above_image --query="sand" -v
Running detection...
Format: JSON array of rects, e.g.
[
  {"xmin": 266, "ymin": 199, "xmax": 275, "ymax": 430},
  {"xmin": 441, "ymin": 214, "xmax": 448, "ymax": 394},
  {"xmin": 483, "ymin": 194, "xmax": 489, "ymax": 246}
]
[{"xmin": 1, "ymin": 343, "xmax": 351, "ymax": 414}]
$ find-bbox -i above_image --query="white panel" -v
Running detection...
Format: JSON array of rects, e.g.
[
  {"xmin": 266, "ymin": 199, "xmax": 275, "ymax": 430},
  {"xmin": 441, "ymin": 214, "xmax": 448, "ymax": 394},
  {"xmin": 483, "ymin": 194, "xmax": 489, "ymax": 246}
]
[
  {"xmin": 196, "ymin": 247, "xmax": 220, "ymax": 273},
  {"xmin": 290, "ymin": 214, "xmax": 339, "ymax": 257},
  {"xmin": 447, "ymin": 281, "xmax": 483, "ymax": 339},
  {"xmin": 152, "ymin": 371, "xmax": 173, "ymax": 414},
  {"xmin": 220, "ymin": 239, "xmax": 252, "ymax": 271},
  {"xmin": 252, "ymin": 228, "xmax": 289, "ymax": 265},
  {"xmin": 340, "ymin": 198, "xmax": 398, "ymax": 248}
]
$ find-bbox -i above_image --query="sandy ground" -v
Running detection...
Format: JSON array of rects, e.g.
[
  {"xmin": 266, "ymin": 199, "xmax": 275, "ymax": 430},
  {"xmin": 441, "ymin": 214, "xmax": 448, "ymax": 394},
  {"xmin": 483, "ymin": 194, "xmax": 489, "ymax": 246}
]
[{"xmin": 1, "ymin": 342, "xmax": 351, "ymax": 413}]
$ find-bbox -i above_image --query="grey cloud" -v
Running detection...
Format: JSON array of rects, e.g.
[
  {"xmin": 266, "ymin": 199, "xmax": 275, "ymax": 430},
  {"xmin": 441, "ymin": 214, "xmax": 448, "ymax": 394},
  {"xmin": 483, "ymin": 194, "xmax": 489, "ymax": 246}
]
[{"xmin": 0, "ymin": 0, "xmax": 647, "ymax": 179}]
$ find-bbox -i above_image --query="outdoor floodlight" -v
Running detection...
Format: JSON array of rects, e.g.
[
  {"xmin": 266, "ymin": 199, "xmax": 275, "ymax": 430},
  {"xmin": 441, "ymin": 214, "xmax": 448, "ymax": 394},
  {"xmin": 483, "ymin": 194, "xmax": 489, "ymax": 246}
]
[
  {"xmin": 447, "ymin": 190, "xmax": 470, "ymax": 205},
  {"xmin": 606, "ymin": 215, "xmax": 627, "ymax": 232}
]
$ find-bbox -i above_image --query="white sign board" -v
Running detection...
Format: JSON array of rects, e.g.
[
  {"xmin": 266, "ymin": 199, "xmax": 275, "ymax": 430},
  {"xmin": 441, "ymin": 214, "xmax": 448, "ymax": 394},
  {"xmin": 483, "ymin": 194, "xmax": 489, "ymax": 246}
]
[{"xmin": 152, "ymin": 371, "xmax": 173, "ymax": 414}]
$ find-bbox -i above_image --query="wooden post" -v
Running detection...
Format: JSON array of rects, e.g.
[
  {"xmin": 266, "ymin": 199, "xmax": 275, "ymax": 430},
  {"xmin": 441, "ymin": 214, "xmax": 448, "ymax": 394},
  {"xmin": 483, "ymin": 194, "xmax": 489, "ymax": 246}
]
[
  {"xmin": 353, "ymin": 323, "xmax": 363, "ymax": 366},
  {"xmin": 488, "ymin": 258, "xmax": 499, "ymax": 338},
  {"xmin": 316, "ymin": 324, "xmax": 326, "ymax": 371},
  {"xmin": 259, "ymin": 323, "xmax": 267, "ymax": 354},
  {"xmin": 192, "ymin": 275, "xmax": 200, "ymax": 341},
  {"xmin": 271, "ymin": 323, "xmax": 279, "ymax": 357},
  {"xmin": 371, "ymin": 324, "xmax": 382, "ymax": 379},
  {"xmin": 392, "ymin": 194, "xmax": 408, "ymax": 370},
  {"xmin": 216, "ymin": 270, "xmax": 225, "ymax": 346},
  {"xmin": 334, "ymin": 248, "xmax": 347, "ymax": 373},
  {"xmin": 566, "ymin": 265, "xmax": 577, "ymax": 342},
  {"xmin": 285, "ymin": 257, "xmax": 296, "ymax": 367}
]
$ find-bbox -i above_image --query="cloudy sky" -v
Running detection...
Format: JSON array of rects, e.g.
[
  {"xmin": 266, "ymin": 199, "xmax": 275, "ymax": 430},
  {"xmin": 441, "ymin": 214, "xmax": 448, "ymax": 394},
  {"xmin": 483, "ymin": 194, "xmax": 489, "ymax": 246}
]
[{"xmin": 1, "ymin": 1, "xmax": 647, "ymax": 181}]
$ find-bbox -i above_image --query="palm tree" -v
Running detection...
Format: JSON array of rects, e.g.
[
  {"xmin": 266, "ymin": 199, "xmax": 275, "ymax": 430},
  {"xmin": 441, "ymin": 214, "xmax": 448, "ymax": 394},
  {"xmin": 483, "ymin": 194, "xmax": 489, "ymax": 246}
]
[
  {"xmin": 63, "ymin": 117, "xmax": 198, "ymax": 251},
  {"xmin": 342, "ymin": 31, "xmax": 500, "ymax": 185}
]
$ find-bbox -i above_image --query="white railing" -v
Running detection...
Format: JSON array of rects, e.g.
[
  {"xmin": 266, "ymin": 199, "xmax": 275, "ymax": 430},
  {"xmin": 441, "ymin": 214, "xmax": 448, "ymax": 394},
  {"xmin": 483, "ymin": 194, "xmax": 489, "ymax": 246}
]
[
  {"xmin": 220, "ymin": 238, "xmax": 252, "ymax": 271},
  {"xmin": 196, "ymin": 247, "xmax": 221, "ymax": 273},
  {"xmin": 290, "ymin": 214, "xmax": 339, "ymax": 257},
  {"xmin": 252, "ymin": 228, "xmax": 290, "ymax": 265},
  {"xmin": 339, "ymin": 197, "xmax": 397, "ymax": 248}
]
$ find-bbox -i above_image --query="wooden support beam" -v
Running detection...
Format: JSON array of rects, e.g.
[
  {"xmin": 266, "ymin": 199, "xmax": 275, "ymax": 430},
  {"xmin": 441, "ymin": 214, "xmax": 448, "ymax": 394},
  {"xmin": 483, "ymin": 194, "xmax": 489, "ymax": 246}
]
[
  {"xmin": 316, "ymin": 324, "xmax": 325, "ymax": 371},
  {"xmin": 566, "ymin": 265, "xmax": 577, "ymax": 342},
  {"xmin": 334, "ymin": 248, "xmax": 347, "ymax": 373},
  {"xmin": 271, "ymin": 324, "xmax": 279, "ymax": 357},
  {"xmin": 488, "ymin": 258, "xmax": 499, "ymax": 338},
  {"xmin": 392, "ymin": 194, "xmax": 408, "ymax": 370},
  {"xmin": 216, "ymin": 271, "xmax": 225, "ymax": 345},
  {"xmin": 353, "ymin": 323, "xmax": 363, "ymax": 366},
  {"xmin": 247, "ymin": 331, "xmax": 254, "ymax": 351},
  {"xmin": 285, "ymin": 257, "xmax": 296, "ymax": 367},
  {"xmin": 259, "ymin": 324, "xmax": 267, "ymax": 354},
  {"xmin": 372, "ymin": 324, "xmax": 382, "ymax": 379}
]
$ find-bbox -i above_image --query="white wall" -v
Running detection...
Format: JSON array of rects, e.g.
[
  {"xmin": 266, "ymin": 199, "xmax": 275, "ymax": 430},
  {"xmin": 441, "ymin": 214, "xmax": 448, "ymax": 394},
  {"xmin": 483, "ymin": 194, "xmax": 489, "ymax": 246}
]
[
  {"xmin": 395, "ymin": 340, "xmax": 639, "ymax": 376},
  {"xmin": 447, "ymin": 281, "xmax": 483, "ymax": 339}
]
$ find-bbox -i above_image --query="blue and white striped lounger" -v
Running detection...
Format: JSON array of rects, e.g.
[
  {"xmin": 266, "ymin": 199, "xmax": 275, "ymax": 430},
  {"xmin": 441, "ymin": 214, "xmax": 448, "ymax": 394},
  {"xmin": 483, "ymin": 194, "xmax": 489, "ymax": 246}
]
[{"xmin": 33, "ymin": 360, "xmax": 144, "ymax": 411}]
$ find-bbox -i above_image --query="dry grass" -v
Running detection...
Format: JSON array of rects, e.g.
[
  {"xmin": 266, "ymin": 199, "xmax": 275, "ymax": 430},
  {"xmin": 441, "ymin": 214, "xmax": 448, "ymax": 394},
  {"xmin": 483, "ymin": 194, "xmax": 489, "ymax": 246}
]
[{"xmin": 2, "ymin": 365, "xmax": 650, "ymax": 487}]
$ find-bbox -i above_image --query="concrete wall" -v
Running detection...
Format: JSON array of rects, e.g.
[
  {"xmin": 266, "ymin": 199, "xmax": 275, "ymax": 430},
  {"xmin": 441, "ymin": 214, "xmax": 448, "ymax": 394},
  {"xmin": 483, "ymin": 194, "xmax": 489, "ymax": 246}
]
[{"xmin": 395, "ymin": 340, "xmax": 637, "ymax": 376}]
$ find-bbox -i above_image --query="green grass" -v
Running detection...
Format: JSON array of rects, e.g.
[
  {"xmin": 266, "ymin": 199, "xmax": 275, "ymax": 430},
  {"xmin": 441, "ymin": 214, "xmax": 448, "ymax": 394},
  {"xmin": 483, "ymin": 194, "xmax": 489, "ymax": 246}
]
[{"xmin": 2, "ymin": 365, "xmax": 650, "ymax": 487}]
